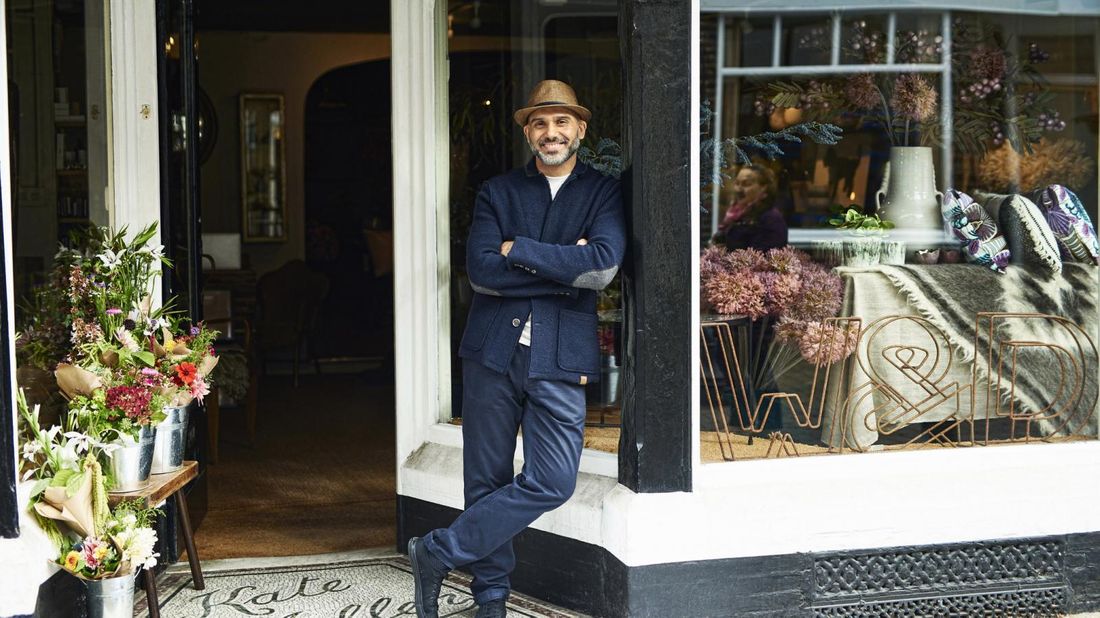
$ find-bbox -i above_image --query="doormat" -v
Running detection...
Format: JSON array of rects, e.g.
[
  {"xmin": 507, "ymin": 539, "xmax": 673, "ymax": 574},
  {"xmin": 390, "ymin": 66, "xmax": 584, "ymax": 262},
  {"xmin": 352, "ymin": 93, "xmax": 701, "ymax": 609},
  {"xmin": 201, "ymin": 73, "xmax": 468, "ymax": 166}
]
[{"xmin": 145, "ymin": 556, "xmax": 583, "ymax": 617}]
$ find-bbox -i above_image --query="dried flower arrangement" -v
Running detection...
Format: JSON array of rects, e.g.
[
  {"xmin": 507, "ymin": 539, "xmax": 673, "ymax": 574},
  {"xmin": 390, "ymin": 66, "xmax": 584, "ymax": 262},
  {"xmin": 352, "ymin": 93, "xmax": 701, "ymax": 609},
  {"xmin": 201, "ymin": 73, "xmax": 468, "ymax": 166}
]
[
  {"xmin": 758, "ymin": 16, "xmax": 1065, "ymax": 154},
  {"xmin": 701, "ymin": 246, "xmax": 859, "ymax": 391},
  {"xmin": 976, "ymin": 138, "xmax": 1096, "ymax": 194}
]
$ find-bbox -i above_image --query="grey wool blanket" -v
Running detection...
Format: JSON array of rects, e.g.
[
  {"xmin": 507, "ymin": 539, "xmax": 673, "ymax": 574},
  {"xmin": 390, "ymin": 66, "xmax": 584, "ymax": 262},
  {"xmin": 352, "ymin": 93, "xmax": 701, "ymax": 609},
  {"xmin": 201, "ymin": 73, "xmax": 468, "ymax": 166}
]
[{"xmin": 877, "ymin": 263, "xmax": 1099, "ymax": 437}]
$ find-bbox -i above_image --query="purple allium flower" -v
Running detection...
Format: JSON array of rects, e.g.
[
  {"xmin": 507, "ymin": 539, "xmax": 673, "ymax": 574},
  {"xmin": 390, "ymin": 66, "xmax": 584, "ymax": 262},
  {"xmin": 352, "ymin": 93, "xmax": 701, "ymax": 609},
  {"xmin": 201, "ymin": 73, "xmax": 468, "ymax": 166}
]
[
  {"xmin": 891, "ymin": 74, "xmax": 938, "ymax": 122},
  {"xmin": 725, "ymin": 248, "xmax": 767, "ymax": 272},
  {"xmin": 704, "ymin": 269, "xmax": 768, "ymax": 319},
  {"xmin": 798, "ymin": 322, "xmax": 860, "ymax": 365},
  {"xmin": 845, "ymin": 73, "xmax": 879, "ymax": 110},
  {"xmin": 190, "ymin": 326, "xmax": 200, "ymax": 336},
  {"xmin": 787, "ymin": 266, "xmax": 843, "ymax": 322}
]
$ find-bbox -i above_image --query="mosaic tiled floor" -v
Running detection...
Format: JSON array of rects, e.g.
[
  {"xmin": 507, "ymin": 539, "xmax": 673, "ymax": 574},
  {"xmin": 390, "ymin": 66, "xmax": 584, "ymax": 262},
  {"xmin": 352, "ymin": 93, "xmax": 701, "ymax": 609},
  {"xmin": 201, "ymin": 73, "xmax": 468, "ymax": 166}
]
[{"xmin": 139, "ymin": 552, "xmax": 584, "ymax": 617}]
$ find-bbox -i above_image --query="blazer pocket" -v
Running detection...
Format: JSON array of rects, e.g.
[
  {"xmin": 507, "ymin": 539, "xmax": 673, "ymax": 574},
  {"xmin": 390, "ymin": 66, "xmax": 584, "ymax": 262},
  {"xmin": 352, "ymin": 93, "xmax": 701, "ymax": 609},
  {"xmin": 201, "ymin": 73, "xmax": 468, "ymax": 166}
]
[
  {"xmin": 460, "ymin": 301, "xmax": 501, "ymax": 352},
  {"xmin": 557, "ymin": 309, "xmax": 599, "ymax": 374}
]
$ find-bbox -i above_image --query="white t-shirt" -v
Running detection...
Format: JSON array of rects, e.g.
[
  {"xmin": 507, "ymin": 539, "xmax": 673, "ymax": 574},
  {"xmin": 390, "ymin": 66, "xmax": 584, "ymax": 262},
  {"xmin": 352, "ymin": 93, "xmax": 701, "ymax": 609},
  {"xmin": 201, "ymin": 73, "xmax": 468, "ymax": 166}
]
[{"xmin": 519, "ymin": 173, "xmax": 570, "ymax": 347}]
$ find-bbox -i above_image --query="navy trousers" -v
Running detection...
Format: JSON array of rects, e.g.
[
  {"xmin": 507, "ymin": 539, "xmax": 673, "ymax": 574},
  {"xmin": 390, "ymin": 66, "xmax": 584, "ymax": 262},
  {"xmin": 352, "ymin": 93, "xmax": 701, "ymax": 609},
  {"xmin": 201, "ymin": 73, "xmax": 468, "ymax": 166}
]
[{"xmin": 424, "ymin": 345, "xmax": 586, "ymax": 605}]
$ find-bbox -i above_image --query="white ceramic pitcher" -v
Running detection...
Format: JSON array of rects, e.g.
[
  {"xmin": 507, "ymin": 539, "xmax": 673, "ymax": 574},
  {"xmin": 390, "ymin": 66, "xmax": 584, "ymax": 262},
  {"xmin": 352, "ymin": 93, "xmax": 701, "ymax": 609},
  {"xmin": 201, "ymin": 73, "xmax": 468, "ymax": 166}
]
[{"xmin": 875, "ymin": 146, "xmax": 944, "ymax": 231}]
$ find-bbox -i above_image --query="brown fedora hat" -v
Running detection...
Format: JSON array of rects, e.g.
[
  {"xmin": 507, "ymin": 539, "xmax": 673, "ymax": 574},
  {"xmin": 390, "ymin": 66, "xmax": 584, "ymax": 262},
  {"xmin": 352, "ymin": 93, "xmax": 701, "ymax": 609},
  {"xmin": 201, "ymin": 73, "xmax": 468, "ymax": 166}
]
[{"xmin": 513, "ymin": 79, "xmax": 592, "ymax": 126}]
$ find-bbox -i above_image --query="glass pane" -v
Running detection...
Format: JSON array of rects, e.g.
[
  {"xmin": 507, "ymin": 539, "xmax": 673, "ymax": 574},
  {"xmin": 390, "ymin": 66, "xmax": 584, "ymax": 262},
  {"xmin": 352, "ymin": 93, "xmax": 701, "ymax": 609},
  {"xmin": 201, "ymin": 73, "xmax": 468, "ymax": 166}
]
[
  {"xmin": 446, "ymin": 2, "xmax": 623, "ymax": 431},
  {"xmin": 698, "ymin": 10, "xmax": 1100, "ymax": 462},
  {"xmin": 783, "ymin": 16, "xmax": 833, "ymax": 66},
  {"xmin": 7, "ymin": 0, "xmax": 110, "ymax": 408},
  {"xmin": 730, "ymin": 17, "xmax": 775, "ymax": 68},
  {"xmin": 840, "ymin": 15, "xmax": 889, "ymax": 64}
]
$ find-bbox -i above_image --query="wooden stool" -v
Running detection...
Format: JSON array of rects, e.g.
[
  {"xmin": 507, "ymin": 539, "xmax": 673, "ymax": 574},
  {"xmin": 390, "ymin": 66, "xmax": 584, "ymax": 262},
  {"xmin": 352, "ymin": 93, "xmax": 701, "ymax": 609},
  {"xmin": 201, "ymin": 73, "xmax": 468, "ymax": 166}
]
[{"xmin": 109, "ymin": 461, "xmax": 204, "ymax": 618}]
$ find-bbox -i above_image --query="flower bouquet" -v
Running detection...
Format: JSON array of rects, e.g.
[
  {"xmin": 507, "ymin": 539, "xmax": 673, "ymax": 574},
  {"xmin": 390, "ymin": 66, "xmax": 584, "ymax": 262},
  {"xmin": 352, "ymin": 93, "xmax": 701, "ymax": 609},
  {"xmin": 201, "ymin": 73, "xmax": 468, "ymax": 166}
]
[
  {"xmin": 152, "ymin": 325, "xmax": 219, "ymax": 408},
  {"xmin": 701, "ymin": 246, "xmax": 859, "ymax": 396},
  {"xmin": 19, "ymin": 388, "xmax": 161, "ymax": 570},
  {"xmin": 20, "ymin": 389, "xmax": 160, "ymax": 616}
]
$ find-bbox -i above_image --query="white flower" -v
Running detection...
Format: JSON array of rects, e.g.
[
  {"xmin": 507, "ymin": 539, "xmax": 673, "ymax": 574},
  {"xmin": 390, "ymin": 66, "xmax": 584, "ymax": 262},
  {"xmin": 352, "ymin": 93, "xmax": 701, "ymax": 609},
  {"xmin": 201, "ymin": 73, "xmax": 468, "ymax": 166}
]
[
  {"xmin": 54, "ymin": 243, "xmax": 77, "ymax": 260},
  {"xmin": 57, "ymin": 441, "xmax": 80, "ymax": 471},
  {"xmin": 22, "ymin": 441, "xmax": 42, "ymax": 462},
  {"xmin": 97, "ymin": 248, "xmax": 123, "ymax": 271},
  {"xmin": 140, "ymin": 244, "xmax": 165, "ymax": 260},
  {"xmin": 143, "ymin": 317, "xmax": 167, "ymax": 337},
  {"xmin": 116, "ymin": 527, "xmax": 159, "ymax": 572},
  {"xmin": 115, "ymin": 327, "xmax": 141, "ymax": 353}
]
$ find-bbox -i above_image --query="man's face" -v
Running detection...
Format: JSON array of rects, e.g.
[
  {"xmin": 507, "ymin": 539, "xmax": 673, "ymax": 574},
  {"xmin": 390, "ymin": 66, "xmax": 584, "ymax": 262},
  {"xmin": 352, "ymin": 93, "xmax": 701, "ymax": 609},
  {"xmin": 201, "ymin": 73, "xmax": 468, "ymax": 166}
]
[{"xmin": 523, "ymin": 108, "xmax": 587, "ymax": 168}]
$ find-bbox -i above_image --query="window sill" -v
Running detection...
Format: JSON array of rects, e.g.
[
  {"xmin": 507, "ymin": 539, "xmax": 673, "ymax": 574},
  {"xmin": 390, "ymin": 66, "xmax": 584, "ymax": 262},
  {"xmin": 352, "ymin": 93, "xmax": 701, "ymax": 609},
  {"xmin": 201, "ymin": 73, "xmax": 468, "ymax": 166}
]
[{"xmin": 426, "ymin": 422, "xmax": 620, "ymax": 478}]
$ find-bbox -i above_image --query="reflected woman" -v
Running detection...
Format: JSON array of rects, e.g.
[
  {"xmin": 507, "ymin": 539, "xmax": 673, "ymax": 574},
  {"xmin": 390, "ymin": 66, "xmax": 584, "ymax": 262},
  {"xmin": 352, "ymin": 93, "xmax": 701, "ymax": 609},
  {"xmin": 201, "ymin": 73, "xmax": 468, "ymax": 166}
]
[{"xmin": 719, "ymin": 164, "xmax": 787, "ymax": 251}]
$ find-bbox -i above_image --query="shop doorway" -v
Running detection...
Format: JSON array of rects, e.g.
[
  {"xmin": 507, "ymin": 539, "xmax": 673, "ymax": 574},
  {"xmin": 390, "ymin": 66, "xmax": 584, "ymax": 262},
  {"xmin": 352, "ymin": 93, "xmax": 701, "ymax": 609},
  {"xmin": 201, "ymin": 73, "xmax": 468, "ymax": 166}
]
[{"xmin": 183, "ymin": 0, "xmax": 395, "ymax": 559}]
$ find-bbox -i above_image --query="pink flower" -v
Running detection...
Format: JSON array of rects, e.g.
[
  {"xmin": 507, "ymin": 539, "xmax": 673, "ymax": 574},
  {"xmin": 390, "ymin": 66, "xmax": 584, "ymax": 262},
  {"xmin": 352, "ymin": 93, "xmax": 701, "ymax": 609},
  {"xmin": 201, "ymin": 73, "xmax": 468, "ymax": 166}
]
[
  {"xmin": 798, "ymin": 322, "xmax": 860, "ymax": 365},
  {"xmin": 81, "ymin": 537, "xmax": 102, "ymax": 568},
  {"xmin": 764, "ymin": 272, "xmax": 802, "ymax": 317},
  {"xmin": 106, "ymin": 308, "xmax": 122, "ymax": 316},
  {"xmin": 766, "ymin": 246, "xmax": 810, "ymax": 275},
  {"xmin": 190, "ymin": 376, "xmax": 210, "ymax": 404},
  {"xmin": 725, "ymin": 248, "xmax": 767, "ymax": 272},
  {"xmin": 704, "ymin": 269, "xmax": 768, "ymax": 319},
  {"xmin": 700, "ymin": 245, "xmax": 730, "ymax": 281},
  {"xmin": 787, "ymin": 266, "xmax": 843, "ymax": 322}
]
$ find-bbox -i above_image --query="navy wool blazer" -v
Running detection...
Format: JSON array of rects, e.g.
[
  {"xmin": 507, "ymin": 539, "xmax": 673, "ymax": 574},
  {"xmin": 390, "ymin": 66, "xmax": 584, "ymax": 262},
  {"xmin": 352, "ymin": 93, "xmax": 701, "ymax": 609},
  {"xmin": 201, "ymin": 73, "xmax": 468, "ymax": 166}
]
[{"xmin": 460, "ymin": 158, "xmax": 626, "ymax": 384}]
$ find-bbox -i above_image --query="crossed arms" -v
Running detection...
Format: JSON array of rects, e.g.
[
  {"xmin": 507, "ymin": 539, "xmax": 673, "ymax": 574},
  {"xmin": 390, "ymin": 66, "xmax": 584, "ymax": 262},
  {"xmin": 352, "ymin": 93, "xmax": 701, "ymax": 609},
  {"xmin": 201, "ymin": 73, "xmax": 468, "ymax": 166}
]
[{"xmin": 465, "ymin": 181, "xmax": 626, "ymax": 298}]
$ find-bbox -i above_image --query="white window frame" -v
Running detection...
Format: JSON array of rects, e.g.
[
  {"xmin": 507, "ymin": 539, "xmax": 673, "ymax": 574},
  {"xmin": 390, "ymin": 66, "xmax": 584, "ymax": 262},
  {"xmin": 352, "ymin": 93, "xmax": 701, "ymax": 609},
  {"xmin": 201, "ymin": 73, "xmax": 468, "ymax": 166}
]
[{"xmin": 707, "ymin": 9, "xmax": 955, "ymax": 241}]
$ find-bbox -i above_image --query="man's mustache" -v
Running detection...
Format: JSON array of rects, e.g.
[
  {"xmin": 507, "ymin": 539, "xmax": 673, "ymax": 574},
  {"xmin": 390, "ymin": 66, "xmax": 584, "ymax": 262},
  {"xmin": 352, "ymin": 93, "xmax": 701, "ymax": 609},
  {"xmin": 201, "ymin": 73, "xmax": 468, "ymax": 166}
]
[{"xmin": 538, "ymin": 137, "xmax": 569, "ymax": 147}]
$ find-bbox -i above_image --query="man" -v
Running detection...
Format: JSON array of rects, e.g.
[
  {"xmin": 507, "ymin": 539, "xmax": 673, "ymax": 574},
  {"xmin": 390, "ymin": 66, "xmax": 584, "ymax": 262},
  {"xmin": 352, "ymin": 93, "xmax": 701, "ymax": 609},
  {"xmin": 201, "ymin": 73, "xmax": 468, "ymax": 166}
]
[{"xmin": 408, "ymin": 80, "xmax": 626, "ymax": 618}]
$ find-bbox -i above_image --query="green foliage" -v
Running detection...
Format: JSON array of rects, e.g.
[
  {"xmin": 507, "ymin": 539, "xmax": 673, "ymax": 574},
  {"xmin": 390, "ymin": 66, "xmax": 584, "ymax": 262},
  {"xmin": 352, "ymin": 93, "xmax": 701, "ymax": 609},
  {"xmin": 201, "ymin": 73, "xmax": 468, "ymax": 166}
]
[
  {"xmin": 578, "ymin": 138, "xmax": 623, "ymax": 179},
  {"xmin": 701, "ymin": 101, "xmax": 843, "ymax": 189},
  {"xmin": 828, "ymin": 205, "xmax": 896, "ymax": 232}
]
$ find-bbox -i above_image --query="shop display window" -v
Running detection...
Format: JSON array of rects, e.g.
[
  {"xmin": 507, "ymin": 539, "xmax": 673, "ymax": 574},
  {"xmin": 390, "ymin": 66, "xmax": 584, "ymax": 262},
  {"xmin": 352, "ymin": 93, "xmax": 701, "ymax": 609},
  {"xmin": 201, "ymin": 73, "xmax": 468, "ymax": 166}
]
[{"xmin": 697, "ymin": 9, "xmax": 1100, "ymax": 462}]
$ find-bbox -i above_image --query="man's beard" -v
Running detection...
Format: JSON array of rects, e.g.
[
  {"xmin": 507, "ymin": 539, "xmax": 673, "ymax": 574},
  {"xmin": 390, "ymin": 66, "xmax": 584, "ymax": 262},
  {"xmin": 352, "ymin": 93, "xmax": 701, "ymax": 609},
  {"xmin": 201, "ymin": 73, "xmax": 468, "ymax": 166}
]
[{"xmin": 529, "ymin": 135, "xmax": 581, "ymax": 167}]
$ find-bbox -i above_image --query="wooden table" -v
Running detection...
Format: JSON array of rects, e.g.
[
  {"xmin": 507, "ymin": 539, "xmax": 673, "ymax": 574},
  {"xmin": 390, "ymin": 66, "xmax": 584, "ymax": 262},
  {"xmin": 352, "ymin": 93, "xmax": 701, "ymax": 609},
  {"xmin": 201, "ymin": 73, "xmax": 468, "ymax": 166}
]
[{"xmin": 109, "ymin": 461, "xmax": 203, "ymax": 617}]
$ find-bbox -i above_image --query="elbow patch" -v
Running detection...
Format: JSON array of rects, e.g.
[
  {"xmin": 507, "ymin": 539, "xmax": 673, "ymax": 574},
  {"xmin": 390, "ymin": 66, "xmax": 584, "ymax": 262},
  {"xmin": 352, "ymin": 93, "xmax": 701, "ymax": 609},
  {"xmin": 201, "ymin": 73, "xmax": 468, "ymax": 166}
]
[
  {"xmin": 470, "ymin": 281, "xmax": 503, "ymax": 296},
  {"xmin": 571, "ymin": 265, "xmax": 619, "ymax": 290}
]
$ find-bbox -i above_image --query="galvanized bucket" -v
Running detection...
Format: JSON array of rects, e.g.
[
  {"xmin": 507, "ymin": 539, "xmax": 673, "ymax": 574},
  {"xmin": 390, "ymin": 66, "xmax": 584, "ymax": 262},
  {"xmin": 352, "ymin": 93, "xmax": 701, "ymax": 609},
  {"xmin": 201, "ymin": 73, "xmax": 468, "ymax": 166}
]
[
  {"xmin": 86, "ymin": 573, "xmax": 135, "ymax": 618},
  {"xmin": 107, "ymin": 425, "xmax": 155, "ymax": 492},
  {"xmin": 151, "ymin": 405, "xmax": 189, "ymax": 474}
]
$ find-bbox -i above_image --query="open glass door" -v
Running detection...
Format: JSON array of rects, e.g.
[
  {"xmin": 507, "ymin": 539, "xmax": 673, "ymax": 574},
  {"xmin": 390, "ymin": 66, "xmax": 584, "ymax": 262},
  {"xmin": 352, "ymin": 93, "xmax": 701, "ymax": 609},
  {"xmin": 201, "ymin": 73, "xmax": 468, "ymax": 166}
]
[{"xmin": 156, "ymin": 0, "xmax": 207, "ymax": 561}]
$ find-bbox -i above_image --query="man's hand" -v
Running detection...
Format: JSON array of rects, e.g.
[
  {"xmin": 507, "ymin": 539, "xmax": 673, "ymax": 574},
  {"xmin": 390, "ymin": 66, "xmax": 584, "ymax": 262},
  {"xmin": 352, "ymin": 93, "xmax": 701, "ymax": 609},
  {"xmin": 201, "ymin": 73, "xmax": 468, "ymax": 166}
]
[
  {"xmin": 500, "ymin": 240, "xmax": 514, "ymax": 256},
  {"xmin": 576, "ymin": 238, "xmax": 587, "ymax": 246}
]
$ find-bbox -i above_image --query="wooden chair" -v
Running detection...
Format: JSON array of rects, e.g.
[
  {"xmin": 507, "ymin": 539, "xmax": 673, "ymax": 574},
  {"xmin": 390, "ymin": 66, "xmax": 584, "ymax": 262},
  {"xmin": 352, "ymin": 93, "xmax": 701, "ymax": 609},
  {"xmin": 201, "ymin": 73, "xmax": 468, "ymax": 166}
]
[
  {"xmin": 203, "ymin": 289, "xmax": 256, "ymax": 463},
  {"xmin": 254, "ymin": 260, "xmax": 330, "ymax": 387}
]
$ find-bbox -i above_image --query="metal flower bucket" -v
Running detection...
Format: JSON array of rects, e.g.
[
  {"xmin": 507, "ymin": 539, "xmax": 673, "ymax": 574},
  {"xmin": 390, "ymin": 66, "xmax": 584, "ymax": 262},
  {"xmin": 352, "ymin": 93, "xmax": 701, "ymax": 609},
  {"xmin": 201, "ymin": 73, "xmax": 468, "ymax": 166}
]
[
  {"xmin": 151, "ymin": 405, "xmax": 189, "ymax": 474},
  {"xmin": 107, "ymin": 425, "xmax": 155, "ymax": 492},
  {"xmin": 86, "ymin": 573, "xmax": 135, "ymax": 618}
]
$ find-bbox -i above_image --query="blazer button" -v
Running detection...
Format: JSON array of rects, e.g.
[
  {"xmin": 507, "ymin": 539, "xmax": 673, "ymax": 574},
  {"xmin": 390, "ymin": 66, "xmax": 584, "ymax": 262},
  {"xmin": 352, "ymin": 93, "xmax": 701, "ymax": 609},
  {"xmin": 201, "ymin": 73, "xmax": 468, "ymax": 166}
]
[{"xmin": 512, "ymin": 318, "xmax": 521, "ymax": 327}]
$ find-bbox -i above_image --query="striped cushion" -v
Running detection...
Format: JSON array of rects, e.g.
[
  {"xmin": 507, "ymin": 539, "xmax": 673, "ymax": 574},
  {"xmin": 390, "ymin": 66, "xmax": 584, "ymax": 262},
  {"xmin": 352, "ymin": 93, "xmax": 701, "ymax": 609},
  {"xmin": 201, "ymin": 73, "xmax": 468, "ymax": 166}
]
[{"xmin": 979, "ymin": 193, "xmax": 1062, "ymax": 275}]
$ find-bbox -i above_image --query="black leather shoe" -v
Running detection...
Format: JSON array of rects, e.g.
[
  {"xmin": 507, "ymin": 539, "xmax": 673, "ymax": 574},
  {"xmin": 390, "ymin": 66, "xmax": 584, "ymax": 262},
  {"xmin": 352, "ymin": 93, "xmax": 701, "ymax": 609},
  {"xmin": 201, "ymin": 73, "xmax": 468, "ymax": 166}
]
[
  {"xmin": 408, "ymin": 537, "xmax": 449, "ymax": 618},
  {"xmin": 475, "ymin": 598, "xmax": 508, "ymax": 618}
]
